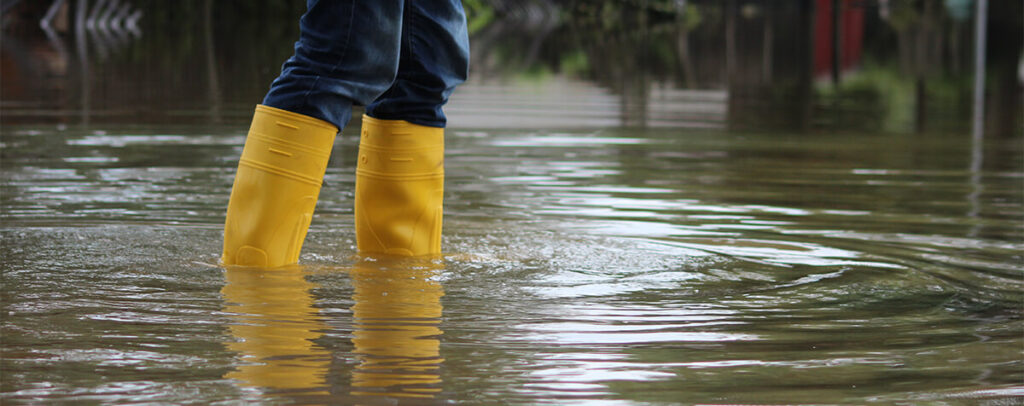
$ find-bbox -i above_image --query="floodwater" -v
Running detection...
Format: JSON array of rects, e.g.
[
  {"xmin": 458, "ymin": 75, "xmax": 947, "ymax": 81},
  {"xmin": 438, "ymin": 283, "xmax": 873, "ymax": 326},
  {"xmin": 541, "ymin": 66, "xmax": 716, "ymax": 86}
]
[{"xmin": 2, "ymin": 115, "xmax": 1022, "ymax": 404}]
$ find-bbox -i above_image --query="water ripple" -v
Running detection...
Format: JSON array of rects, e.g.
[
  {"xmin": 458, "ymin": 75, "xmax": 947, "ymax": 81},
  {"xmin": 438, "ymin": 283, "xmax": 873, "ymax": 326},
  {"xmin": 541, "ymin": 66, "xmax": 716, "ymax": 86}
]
[{"xmin": 2, "ymin": 125, "xmax": 1021, "ymax": 404}]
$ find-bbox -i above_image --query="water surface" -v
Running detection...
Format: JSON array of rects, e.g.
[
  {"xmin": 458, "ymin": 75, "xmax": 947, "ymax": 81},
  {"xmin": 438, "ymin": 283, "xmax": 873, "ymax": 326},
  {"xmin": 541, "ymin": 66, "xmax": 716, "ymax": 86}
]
[{"xmin": 1, "ymin": 121, "xmax": 1022, "ymax": 404}]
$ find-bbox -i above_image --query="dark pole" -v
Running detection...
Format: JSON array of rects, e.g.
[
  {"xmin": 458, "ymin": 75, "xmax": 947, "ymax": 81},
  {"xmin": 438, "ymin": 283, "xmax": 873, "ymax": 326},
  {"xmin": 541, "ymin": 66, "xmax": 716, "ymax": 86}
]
[
  {"xmin": 797, "ymin": 0, "xmax": 814, "ymax": 131},
  {"xmin": 831, "ymin": 0, "xmax": 841, "ymax": 85},
  {"xmin": 914, "ymin": 0, "xmax": 931, "ymax": 133},
  {"xmin": 726, "ymin": 0, "xmax": 736, "ymax": 84},
  {"xmin": 76, "ymin": 0, "xmax": 90, "ymax": 125},
  {"xmin": 762, "ymin": 5, "xmax": 773, "ymax": 82},
  {"xmin": 203, "ymin": 0, "xmax": 222, "ymax": 123}
]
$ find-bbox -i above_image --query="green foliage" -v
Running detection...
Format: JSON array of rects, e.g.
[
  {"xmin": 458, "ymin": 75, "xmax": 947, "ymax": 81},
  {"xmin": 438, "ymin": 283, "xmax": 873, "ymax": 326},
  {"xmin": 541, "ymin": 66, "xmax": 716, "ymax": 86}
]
[
  {"xmin": 681, "ymin": 3, "xmax": 702, "ymax": 31},
  {"xmin": 559, "ymin": 50, "xmax": 589, "ymax": 76},
  {"xmin": 463, "ymin": 0, "xmax": 495, "ymax": 35},
  {"xmin": 818, "ymin": 65, "xmax": 914, "ymax": 132},
  {"xmin": 886, "ymin": 1, "xmax": 921, "ymax": 30}
]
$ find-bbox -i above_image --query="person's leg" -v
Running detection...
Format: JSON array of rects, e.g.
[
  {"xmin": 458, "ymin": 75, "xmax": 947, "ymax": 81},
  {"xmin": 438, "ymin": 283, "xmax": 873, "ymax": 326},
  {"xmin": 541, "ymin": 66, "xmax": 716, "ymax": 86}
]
[
  {"xmin": 223, "ymin": 0, "xmax": 405, "ymax": 267},
  {"xmin": 364, "ymin": 0, "xmax": 470, "ymax": 127},
  {"xmin": 264, "ymin": 0, "xmax": 405, "ymax": 129},
  {"xmin": 354, "ymin": 0, "xmax": 469, "ymax": 256}
]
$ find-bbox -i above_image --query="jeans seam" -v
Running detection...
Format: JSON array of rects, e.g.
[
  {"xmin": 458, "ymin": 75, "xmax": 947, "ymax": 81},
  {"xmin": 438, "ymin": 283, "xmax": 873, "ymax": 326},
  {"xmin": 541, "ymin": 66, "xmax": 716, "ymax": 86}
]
[{"xmin": 298, "ymin": 0, "xmax": 356, "ymax": 113}]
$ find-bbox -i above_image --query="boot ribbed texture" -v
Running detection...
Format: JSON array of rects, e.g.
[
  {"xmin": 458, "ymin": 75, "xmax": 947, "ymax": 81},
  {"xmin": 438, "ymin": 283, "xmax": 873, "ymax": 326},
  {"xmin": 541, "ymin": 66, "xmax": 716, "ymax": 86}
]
[
  {"xmin": 222, "ymin": 105, "xmax": 337, "ymax": 267},
  {"xmin": 355, "ymin": 115, "xmax": 444, "ymax": 256}
]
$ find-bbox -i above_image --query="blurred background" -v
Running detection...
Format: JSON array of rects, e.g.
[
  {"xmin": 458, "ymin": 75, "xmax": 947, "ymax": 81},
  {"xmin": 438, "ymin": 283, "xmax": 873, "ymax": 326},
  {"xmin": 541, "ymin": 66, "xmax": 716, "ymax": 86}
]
[{"xmin": 1, "ymin": 0, "xmax": 1022, "ymax": 135}]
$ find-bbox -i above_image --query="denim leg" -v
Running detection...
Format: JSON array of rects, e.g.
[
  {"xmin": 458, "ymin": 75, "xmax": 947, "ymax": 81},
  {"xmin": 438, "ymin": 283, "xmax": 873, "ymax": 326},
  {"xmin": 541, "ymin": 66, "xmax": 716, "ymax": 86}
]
[
  {"xmin": 262, "ymin": 0, "xmax": 405, "ymax": 130},
  {"xmin": 365, "ymin": 0, "xmax": 470, "ymax": 128}
]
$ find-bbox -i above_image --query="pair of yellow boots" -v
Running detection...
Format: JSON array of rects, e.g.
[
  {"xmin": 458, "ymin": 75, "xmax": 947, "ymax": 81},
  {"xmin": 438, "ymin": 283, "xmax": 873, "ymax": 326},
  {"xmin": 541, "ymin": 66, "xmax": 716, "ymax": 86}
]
[{"xmin": 221, "ymin": 105, "xmax": 444, "ymax": 267}]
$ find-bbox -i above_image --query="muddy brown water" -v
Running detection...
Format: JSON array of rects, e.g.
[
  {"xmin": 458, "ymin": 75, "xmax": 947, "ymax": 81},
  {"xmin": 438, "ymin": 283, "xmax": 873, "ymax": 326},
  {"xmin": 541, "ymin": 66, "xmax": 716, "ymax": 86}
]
[{"xmin": 1, "ymin": 117, "xmax": 1022, "ymax": 403}]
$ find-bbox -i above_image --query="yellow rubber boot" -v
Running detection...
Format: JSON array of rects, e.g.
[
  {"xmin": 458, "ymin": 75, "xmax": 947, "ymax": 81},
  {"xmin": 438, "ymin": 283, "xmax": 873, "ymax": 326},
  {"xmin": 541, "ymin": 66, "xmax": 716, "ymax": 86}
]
[
  {"xmin": 355, "ymin": 115, "xmax": 444, "ymax": 256},
  {"xmin": 222, "ymin": 105, "xmax": 337, "ymax": 267}
]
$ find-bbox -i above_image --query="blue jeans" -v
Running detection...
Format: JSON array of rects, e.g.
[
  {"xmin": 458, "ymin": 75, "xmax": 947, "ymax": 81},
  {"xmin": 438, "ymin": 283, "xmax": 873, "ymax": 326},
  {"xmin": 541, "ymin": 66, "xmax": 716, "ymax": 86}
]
[{"xmin": 262, "ymin": 0, "xmax": 470, "ymax": 129}]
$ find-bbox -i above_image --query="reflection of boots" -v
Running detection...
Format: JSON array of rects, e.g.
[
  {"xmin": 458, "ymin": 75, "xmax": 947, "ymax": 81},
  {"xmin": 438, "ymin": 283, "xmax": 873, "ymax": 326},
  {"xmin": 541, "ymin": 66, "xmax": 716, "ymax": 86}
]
[
  {"xmin": 355, "ymin": 115, "xmax": 444, "ymax": 256},
  {"xmin": 350, "ymin": 258, "xmax": 445, "ymax": 398},
  {"xmin": 222, "ymin": 105, "xmax": 337, "ymax": 267},
  {"xmin": 222, "ymin": 266, "xmax": 329, "ymax": 395}
]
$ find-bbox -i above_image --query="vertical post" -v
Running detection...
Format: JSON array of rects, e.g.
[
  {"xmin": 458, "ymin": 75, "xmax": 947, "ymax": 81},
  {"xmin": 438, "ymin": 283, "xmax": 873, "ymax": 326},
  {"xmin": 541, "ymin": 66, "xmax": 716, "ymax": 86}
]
[
  {"xmin": 797, "ymin": 0, "xmax": 814, "ymax": 131},
  {"xmin": 914, "ymin": 0, "xmax": 931, "ymax": 133},
  {"xmin": 967, "ymin": 0, "xmax": 988, "ymax": 236},
  {"xmin": 915, "ymin": 78, "xmax": 927, "ymax": 132},
  {"xmin": 76, "ymin": 0, "xmax": 90, "ymax": 125},
  {"xmin": 972, "ymin": 0, "xmax": 987, "ymax": 138},
  {"xmin": 831, "ymin": 0, "xmax": 841, "ymax": 85},
  {"xmin": 675, "ymin": 1, "xmax": 696, "ymax": 88},
  {"xmin": 726, "ymin": 0, "xmax": 736, "ymax": 83},
  {"xmin": 203, "ymin": 0, "xmax": 222, "ymax": 123},
  {"xmin": 638, "ymin": 0, "xmax": 650, "ymax": 127},
  {"xmin": 724, "ymin": 0, "xmax": 738, "ymax": 130},
  {"xmin": 762, "ymin": 5, "xmax": 773, "ymax": 82}
]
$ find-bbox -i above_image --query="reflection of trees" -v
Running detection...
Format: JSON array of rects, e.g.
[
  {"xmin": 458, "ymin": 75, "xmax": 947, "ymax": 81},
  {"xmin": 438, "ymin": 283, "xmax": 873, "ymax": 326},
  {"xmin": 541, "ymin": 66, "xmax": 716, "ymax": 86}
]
[
  {"xmin": 818, "ymin": 0, "xmax": 1020, "ymax": 136},
  {"xmin": 982, "ymin": 0, "xmax": 1022, "ymax": 137},
  {"xmin": 470, "ymin": 1, "xmax": 813, "ymax": 128},
  {"xmin": 107, "ymin": 0, "xmax": 305, "ymax": 122},
  {"xmin": 4, "ymin": 0, "xmax": 1018, "ymax": 133},
  {"xmin": 467, "ymin": 0, "xmax": 563, "ymax": 81},
  {"xmin": 471, "ymin": 0, "xmax": 1019, "ymax": 135},
  {"xmin": 2, "ymin": 0, "xmax": 304, "ymax": 125},
  {"xmin": 722, "ymin": 0, "xmax": 816, "ymax": 131}
]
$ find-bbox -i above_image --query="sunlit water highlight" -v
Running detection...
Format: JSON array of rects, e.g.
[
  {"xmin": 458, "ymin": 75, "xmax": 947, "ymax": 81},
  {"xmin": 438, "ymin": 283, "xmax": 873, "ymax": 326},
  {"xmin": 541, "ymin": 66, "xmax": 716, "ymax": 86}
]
[{"xmin": 2, "ymin": 121, "xmax": 1022, "ymax": 404}]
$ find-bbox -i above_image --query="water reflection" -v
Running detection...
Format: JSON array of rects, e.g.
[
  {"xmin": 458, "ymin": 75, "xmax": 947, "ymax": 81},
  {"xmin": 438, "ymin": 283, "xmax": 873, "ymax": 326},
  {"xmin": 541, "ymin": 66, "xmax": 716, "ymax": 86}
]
[
  {"xmin": 349, "ymin": 258, "xmax": 445, "ymax": 400},
  {"xmin": 221, "ymin": 266, "xmax": 329, "ymax": 398},
  {"xmin": 0, "ymin": 121, "xmax": 1020, "ymax": 402},
  {"xmin": 215, "ymin": 259, "xmax": 447, "ymax": 402}
]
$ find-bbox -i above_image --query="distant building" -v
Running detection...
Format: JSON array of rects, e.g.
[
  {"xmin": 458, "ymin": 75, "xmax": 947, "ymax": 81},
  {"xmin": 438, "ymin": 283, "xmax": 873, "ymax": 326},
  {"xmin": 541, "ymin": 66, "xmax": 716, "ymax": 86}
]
[{"xmin": 813, "ymin": 0, "xmax": 865, "ymax": 79}]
